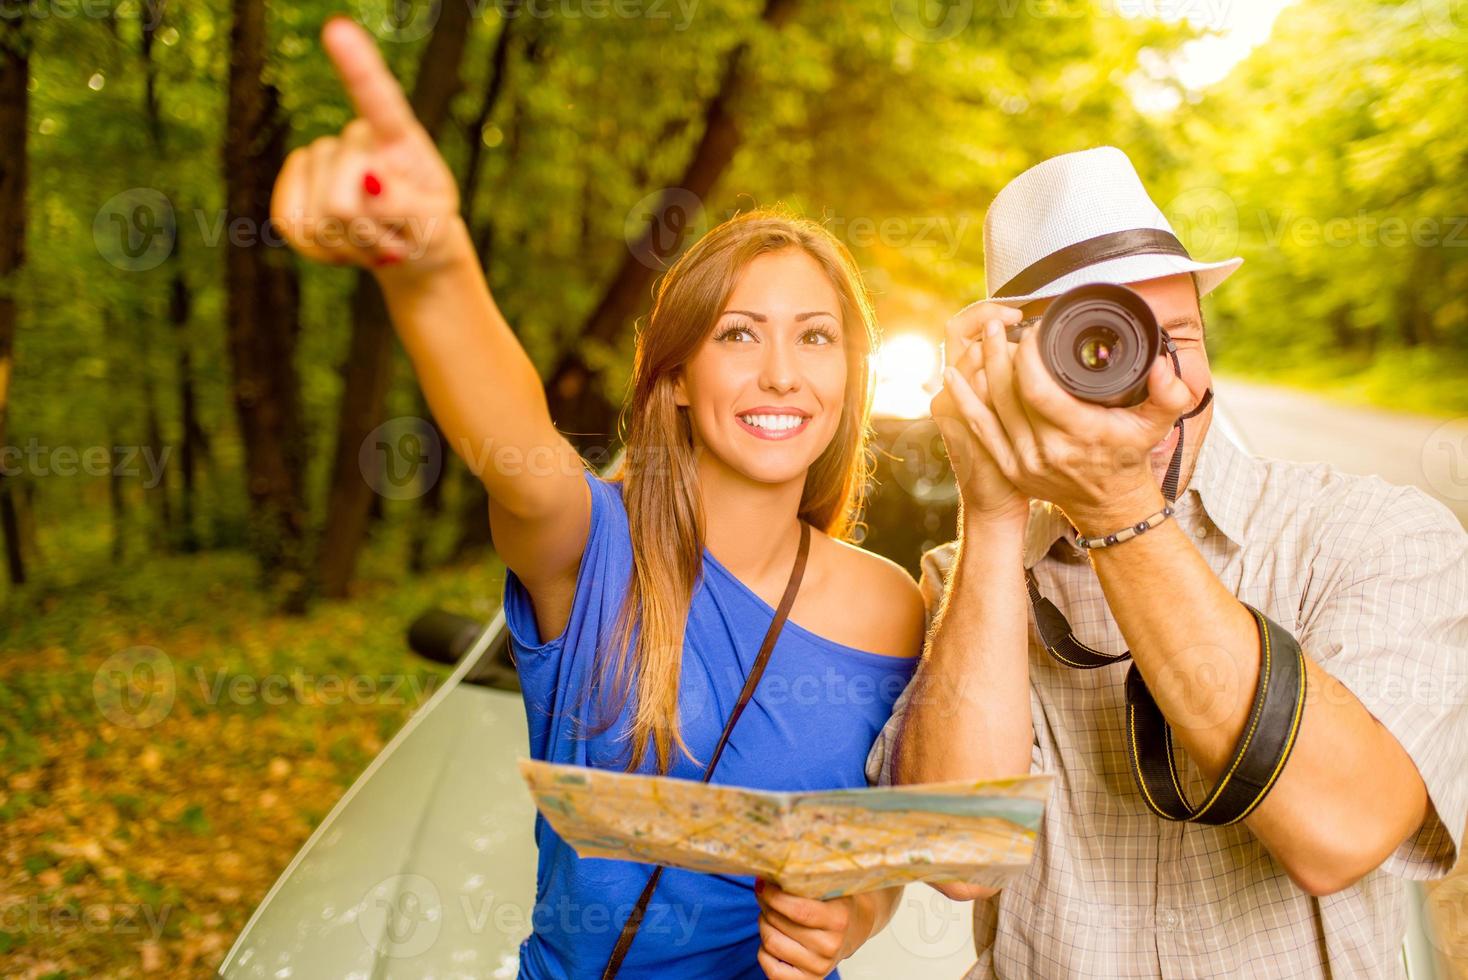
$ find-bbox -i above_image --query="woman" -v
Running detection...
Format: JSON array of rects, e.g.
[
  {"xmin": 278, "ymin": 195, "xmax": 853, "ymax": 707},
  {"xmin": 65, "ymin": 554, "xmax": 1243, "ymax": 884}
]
[{"xmin": 273, "ymin": 19, "xmax": 926, "ymax": 979}]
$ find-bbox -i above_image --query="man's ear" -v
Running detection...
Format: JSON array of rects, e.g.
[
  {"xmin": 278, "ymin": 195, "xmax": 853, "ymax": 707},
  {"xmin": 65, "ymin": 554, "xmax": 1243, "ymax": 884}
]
[{"xmin": 672, "ymin": 369, "xmax": 689, "ymax": 407}]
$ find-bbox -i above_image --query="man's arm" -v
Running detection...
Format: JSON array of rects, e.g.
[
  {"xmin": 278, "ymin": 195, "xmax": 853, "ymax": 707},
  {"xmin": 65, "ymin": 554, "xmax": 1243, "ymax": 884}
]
[
  {"xmin": 1068, "ymin": 487, "xmax": 1435, "ymax": 898},
  {"xmin": 879, "ymin": 301, "xmax": 1041, "ymax": 901},
  {"xmin": 888, "ymin": 509, "xmax": 1034, "ymax": 901},
  {"xmin": 943, "ymin": 306, "xmax": 1467, "ymax": 899},
  {"xmin": 893, "ymin": 514, "xmax": 1032, "ymax": 783}
]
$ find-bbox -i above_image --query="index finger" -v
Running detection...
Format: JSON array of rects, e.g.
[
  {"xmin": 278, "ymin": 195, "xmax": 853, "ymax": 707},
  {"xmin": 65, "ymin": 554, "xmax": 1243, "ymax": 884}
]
[
  {"xmin": 943, "ymin": 301, "xmax": 1023, "ymax": 371},
  {"xmin": 322, "ymin": 17, "xmax": 418, "ymax": 142}
]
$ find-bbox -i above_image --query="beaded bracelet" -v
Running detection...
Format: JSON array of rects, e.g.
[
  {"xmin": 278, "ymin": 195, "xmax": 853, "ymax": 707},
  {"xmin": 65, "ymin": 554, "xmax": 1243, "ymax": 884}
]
[{"xmin": 1075, "ymin": 504, "xmax": 1175, "ymax": 550}]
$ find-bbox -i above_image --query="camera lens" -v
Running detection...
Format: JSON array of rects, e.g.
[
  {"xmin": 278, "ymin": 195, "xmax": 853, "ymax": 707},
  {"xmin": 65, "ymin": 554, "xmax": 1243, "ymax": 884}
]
[
  {"xmin": 1076, "ymin": 328, "xmax": 1121, "ymax": 371},
  {"xmin": 1034, "ymin": 283, "xmax": 1160, "ymax": 407}
]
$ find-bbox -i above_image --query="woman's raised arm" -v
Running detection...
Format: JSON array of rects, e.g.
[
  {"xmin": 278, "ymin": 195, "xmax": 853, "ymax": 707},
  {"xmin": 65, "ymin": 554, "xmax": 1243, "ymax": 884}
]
[{"xmin": 271, "ymin": 18, "xmax": 590, "ymax": 608}]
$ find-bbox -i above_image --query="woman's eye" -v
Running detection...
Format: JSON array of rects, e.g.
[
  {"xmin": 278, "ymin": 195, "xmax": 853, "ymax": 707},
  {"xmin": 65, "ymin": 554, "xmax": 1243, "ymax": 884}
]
[
  {"xmin": 801, "ymin": 327, "xmax": 837, "ymax": 345},
  {"xmin": 715, "ymin": 325, "xmax": 756, "ymax": 343}
]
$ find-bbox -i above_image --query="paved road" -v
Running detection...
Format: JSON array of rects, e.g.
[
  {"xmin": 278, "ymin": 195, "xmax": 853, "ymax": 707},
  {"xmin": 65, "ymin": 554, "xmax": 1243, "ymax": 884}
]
[{"xmin": 1213, "ymin": 375, "xmax": 1468, "ymax": 529}]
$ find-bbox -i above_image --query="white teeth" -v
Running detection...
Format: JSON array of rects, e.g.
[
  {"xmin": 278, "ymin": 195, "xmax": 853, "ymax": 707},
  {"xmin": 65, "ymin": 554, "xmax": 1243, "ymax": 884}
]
[{"xmin": 740, "ymin": 414, "xmax": 805, "ymax": 431}]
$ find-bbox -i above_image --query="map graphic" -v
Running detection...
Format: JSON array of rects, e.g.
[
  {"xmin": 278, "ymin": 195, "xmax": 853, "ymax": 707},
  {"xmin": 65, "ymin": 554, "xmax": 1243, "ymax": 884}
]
[{"xmin": 519, "ymin": 759, "xmax": 1054, "ymax": 899}]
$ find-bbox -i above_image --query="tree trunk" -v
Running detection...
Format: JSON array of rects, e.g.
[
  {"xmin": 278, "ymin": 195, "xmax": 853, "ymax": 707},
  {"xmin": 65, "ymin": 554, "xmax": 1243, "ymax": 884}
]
[
  {"xmin": 110, "ymin": 441, "xmax": 127, "ymax": 562},
  {"xmin": 407, "ymin": 389, "xmax": 448, "ymax": 572},
  {"xmin": 543, "ymin": 0, "xmax": 799, "ymax": 452},
  {"xmin": 143, "ymin": 0, "xmax": 202, "ymax": 551},
  {"xmin": 170, "ymin": 250, "xmax": 201, "ymax": 550},
  {"xmin": 316, "ymin": 0, "xmax": 473, "ymax": 598},
  {"xmin": 223, "ymin": 0, "xmax": 310, "ymax": 611},
  {"xmin": 0, "ymin": 13, "xmax": 29, "ymax": 585},
  {"xmin": 459, "ymin": 14, "xmax": 516, "ymax": 233},
  {"xmin": 450, "ymin": 478, "xmax": 490, "ymax": 564}
]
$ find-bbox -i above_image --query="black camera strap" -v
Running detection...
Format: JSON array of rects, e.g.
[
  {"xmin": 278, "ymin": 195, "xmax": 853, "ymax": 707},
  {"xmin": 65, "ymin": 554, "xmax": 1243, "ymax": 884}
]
[
  {"xmin": 600, "ymin": 522, "xmax": 811, "ymax": 979},
  {"xmin": 1023, "ymin": 341, "xmax": 1306, "ymax": 826}
]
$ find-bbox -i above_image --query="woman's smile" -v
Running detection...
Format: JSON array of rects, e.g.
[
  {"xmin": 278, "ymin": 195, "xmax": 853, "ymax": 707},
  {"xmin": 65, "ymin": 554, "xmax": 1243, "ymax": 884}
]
[{"xmin": 736, "ymin": 406, "xmax": 813, "ymax": 440}]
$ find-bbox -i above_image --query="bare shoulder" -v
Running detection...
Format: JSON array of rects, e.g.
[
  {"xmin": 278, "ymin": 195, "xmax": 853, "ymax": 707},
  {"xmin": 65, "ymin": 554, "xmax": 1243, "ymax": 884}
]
[{"xmin": 804, "ymin": 530, "xmax": 926, "ymax": 659}]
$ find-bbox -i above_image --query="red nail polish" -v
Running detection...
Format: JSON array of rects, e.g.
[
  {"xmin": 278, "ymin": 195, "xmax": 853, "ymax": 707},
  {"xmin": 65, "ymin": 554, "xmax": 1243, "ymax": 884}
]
[
  {"xmin": 363, "ymin": 172, "xmax": 383, "ymax": 197},
  {"xmin": 374, "ymin": 254, "xmax": 401, "ymax": 268}
]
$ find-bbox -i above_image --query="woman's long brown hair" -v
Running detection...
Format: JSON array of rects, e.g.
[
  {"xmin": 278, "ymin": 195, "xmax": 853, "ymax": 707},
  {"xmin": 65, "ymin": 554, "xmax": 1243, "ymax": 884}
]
[{"xmin": 590, "ymin": 208, "xmax": 879, "ymax": 775}]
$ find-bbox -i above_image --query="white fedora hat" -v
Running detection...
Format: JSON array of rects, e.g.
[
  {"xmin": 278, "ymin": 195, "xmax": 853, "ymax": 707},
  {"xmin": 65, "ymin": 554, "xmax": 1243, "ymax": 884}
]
[{"xmin": 963, "ymin": 146, "xmax": 1242, "ymax": 311}]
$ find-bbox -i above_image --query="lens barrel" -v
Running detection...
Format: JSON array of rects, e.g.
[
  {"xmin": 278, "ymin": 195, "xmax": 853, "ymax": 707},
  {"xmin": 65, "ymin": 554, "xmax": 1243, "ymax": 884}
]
[{"xmin": 1028, "ymin": 283, "xmax": 1161, "ymax": 407}]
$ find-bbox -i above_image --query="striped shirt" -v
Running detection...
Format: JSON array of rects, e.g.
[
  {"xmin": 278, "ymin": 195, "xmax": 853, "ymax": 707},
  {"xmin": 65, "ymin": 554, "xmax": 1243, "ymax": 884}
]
[{"xmin": 867, "ymin": 422, "xmax": 1468, "ymax": 977}]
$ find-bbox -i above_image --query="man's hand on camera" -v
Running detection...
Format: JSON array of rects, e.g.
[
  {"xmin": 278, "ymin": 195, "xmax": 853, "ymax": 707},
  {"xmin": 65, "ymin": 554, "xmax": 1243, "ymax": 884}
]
[
  {"xmin": 940, "ymin": 301, "xmax": 1195, "ymax": 536},
  {"xmin": 935, "ymin": 302, "xmax": 1029, "ymax": 531}
]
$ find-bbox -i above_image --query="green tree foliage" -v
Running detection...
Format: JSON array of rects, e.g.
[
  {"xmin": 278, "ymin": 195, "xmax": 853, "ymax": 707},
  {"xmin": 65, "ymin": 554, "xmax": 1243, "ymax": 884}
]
[
  {"xmin": 8, "ymin": 0, "xmax": 1190, "ymax": 594},
  {"xmin": 1161, "ymin": 0, "xmax": 1468, "ymax": 412}
]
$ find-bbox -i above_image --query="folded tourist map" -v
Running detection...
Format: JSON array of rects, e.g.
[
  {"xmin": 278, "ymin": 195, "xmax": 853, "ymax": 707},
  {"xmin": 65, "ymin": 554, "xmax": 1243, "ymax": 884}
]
[{"xmin": 519, "ymin": 758, "xmax": 1054, "ymax": 898}]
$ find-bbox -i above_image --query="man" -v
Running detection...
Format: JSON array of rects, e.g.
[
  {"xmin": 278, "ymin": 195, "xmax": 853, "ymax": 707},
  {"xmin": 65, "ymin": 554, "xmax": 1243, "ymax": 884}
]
[{"xmin": 867, "ymin": 146, "xmax": 1468, "ymax": 977}]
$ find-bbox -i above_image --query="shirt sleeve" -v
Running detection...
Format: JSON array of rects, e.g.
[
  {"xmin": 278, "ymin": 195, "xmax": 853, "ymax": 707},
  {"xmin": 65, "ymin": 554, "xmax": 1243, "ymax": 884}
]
[
  {"xmin": 1298, "ymin": 485, "xmax": 1468, "ymax": 879},
  {"xmin": 866, "ymin": 540, "xmax": 1045, "ymax": 786},
  {"xmin": 501, "ymin": 468, "xmax": 622, "ymax": 659}
]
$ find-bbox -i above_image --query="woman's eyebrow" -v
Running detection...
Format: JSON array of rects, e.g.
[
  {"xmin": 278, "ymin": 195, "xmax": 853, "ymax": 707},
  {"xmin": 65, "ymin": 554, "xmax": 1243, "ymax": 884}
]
[
  {"xmin": 719, "ymin": 309, "xmax": 837, "ymax": 321},
  {"xmin": 1161, "ymin": 315, "xmax": 1203, "ymax": 334}
]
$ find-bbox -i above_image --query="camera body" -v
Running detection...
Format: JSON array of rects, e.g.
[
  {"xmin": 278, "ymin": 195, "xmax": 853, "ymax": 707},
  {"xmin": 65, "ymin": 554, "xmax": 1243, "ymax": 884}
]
[{"xmin": 1006, "ymin": 282, "xmax": 1163, "ymax": 408}]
